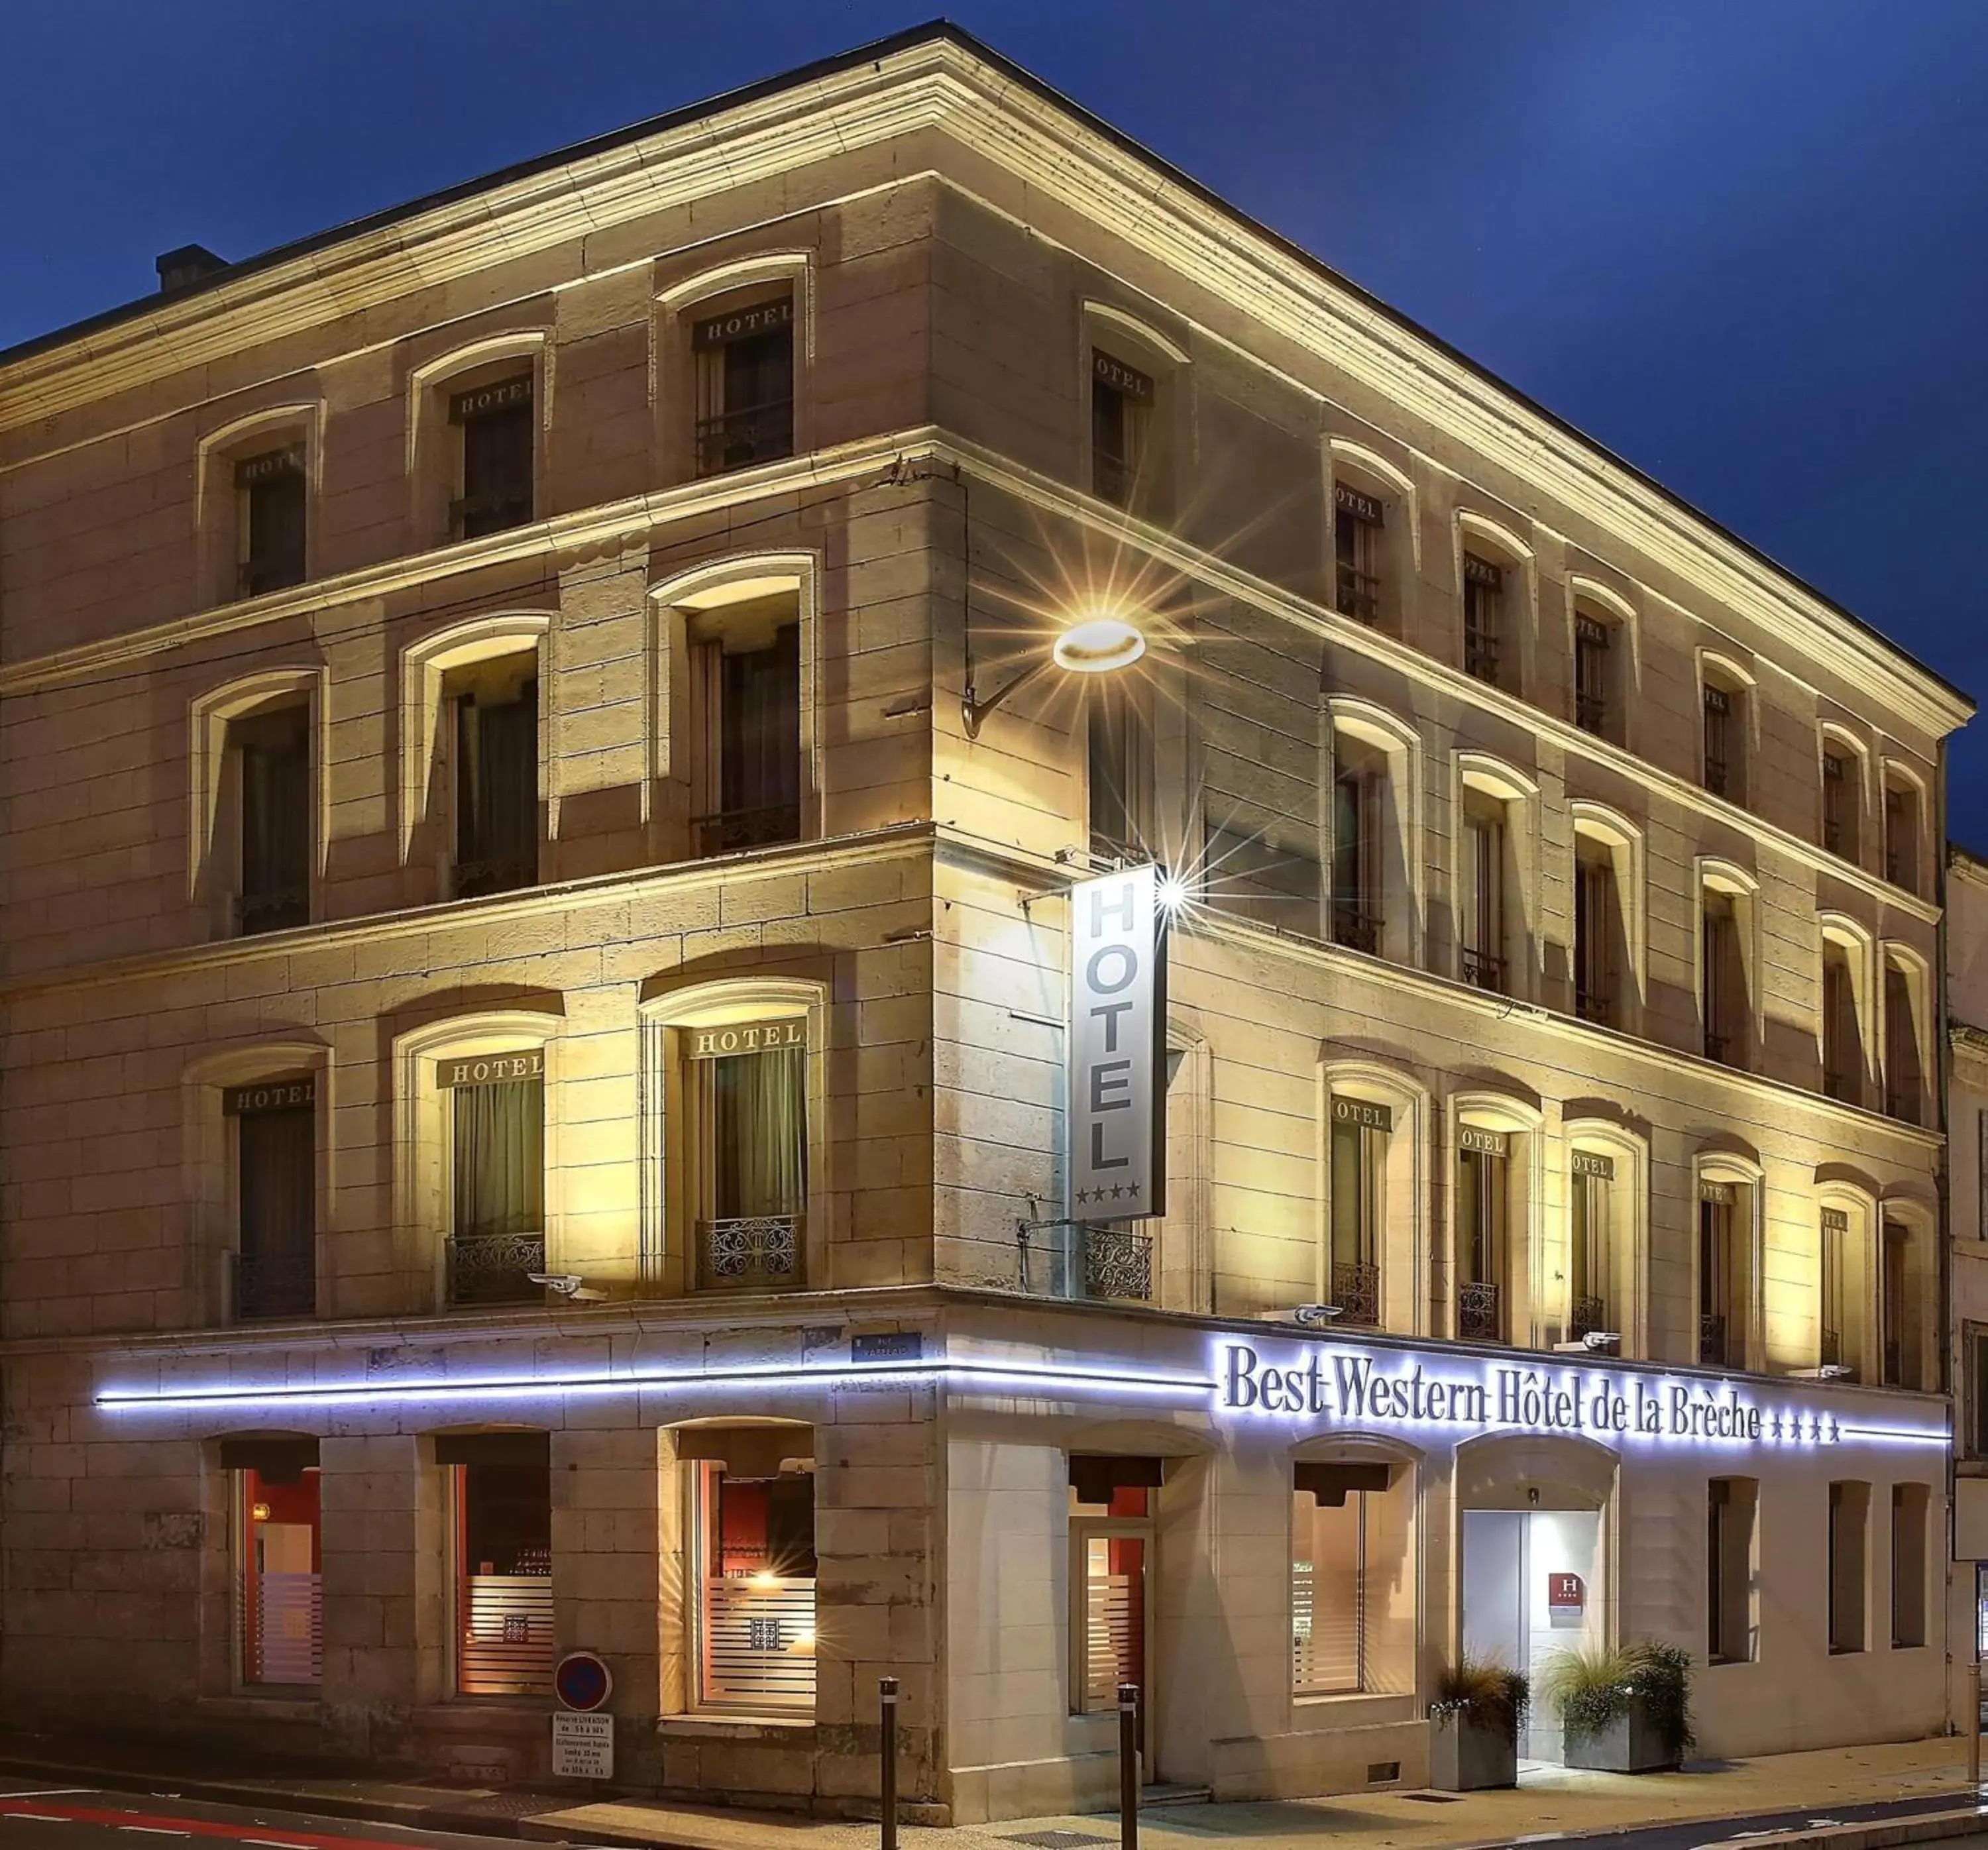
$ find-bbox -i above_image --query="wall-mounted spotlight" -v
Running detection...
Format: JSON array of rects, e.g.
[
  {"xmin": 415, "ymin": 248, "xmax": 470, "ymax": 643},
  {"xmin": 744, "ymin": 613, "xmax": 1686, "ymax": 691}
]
[{"xmin": 962, "ymin": 612, "xmax": 1145, "ymax": 738}]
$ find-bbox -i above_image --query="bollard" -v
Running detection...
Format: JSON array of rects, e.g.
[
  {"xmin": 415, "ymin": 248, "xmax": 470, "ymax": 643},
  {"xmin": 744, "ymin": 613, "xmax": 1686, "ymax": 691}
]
[
  {"xmin": 879, "ymin": 1676, "xmax": 900, "ymax": 1850},
  {"xmin": 1967, "ymin": 1659, "xmax": 1981, "ymax": 1790},
  {"xmin": 1118, "ymin": 1680, "xmax": 1140, "ymax": 1850}
]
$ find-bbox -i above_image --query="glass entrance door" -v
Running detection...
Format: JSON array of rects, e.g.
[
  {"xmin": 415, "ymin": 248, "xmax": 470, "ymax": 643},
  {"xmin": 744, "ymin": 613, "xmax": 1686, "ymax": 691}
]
[
  {"xmin": 1072, "ymin": 1486, "xmax": 1154, "ymax": 1763},
  {"xmin": 1462, "ymin": 1507, "xmax": 1604, "ymax": 1763}
]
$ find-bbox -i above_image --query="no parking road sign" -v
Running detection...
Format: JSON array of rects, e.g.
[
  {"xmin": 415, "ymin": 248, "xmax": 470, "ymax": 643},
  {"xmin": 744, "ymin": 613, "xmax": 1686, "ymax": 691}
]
[{"xmin": 552, "ymin": 1651, "xmax": 614, "ymax": 1780}]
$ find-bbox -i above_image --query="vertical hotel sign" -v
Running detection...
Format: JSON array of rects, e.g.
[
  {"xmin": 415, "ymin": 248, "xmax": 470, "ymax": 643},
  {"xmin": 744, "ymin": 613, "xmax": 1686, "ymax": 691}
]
[{"xmin": 1068, "ymin": 864, "xmax": 1168, "ymax": 1221}]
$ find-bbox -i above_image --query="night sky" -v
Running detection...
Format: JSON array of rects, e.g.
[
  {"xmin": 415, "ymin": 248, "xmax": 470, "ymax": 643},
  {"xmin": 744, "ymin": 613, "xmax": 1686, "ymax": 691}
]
[{"xmin": 7, "ymin": 1, "xmax": 1985, "ymax": 836}]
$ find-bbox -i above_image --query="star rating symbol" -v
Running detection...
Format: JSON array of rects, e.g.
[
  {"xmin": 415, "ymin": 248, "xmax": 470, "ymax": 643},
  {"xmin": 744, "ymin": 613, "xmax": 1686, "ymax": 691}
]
[
  {"xmin": 1769, "ymin": 1413, "xmax": 1785, "ymax": 1441},
  {"xmin": 1110, "ymin": 1185, "xmax": 1125, "ymax": 1200}
]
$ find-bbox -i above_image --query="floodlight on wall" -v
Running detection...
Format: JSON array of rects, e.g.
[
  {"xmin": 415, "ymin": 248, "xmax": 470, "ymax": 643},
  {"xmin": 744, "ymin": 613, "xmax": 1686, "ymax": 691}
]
[{"xmin": 962, "ymin": 612, "xmax": 1145, "ymax": 738}]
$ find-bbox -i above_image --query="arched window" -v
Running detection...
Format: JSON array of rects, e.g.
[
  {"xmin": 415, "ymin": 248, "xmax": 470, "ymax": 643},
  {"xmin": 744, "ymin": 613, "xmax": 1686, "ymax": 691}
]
[
  {"xmin": 1450, "ymin": 1091, "xmax": 1544, "ymax": 1348},
  {"xmin": 398, "ymin": 612, "xmax": 552, "ymax": 900},
  {"xmin": 195, "ymin": 403, "xmax": 318, "ymax": 608},
  {"xmin": 639, "ymin": 979, "xmax": 825, "ymax": 1296},
  {"xmin": 1321, "ymin": 1062, "xmax": 1430, "ymax": 1336},
  {"xmin": 1881, "ymin": 760, "xmax": 1928, "ymax": 897},
  {"xmin": 1698, "ymin": 649, "xmax": 1756, "ymax": 808},
  {"xmin": 1455, "ymin": 512, "xmax": 1533, "ymax": 698},
  {"xmin": 1081, "ymin": 301, "xmax": 1191, "ymax": 522},
  {"xmin": 1561, "ymin": 1121, "xmax": 1648, "ymax": 1358},
  {"xmin": 1813, "ymin": 1185, "xmax": 1877, "ymax": 1380},
  {"xmin": 1327, "ymin": 442, "xmax": 1416, "ymax": 636},
  {"xmin": 408, "ymin": 334, "xmax": 548, "ymax": 547},
  {"xmin": 657, "ymin": 254, "xmax": 811, "ymax": 484},
  {"xmin": 1326, "ymin": 698, "xmax": 1423, "ymax": 966},
  {"xmin": 1694, "ymin": 1150, "xmax": 1763, "ymax": 1372},
  {"xmin": 1881, "ymin": 944, "xmax": 1930, "ymax": 1124},
  {"xmin": 1817, "ymin": 914, "xmax": 1874, "ymax": 1106},
  {"xmin": 189, "ymin": 667, "xmax": 326, "ymax": 939},
  {"xmin": 647, "ymin": 555, "xmax": 818, "ymax": 860},
  {"xmin": 1569, "ymin": 801, "xmax": 1645, "ymax": 1032},
  {"xmin": 1876, "ymin": 1198, "xmax": 1935, "ymax": 1390},
  {"xmin": 1697, "ymin": 857, "xmax": 1759, "ymax": 1069},
  {"xmin": 1818, "ymin": 723, "xmax": 1869, "ymax": 865},
  {"xmin": 1567, "ymin": 577, "xmax": 1636, "ymax": 746},
  {"xmin": 393, "ymin": 1010, "xmax": 563, "ymax": 1311}
]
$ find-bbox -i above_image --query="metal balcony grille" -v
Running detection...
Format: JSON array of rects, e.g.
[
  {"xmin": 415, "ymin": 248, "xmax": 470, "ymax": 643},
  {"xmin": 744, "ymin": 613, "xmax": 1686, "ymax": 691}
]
[
  {"xmin": 237, "ymin": 552, "xmax": 306, "ymax": 600},
  {"xmin": 692, "ymin": 802, "xmax": 801, "ymax": 857},
  {"xmin": 1331, "ymin": 904, "xmax": 1381, "ymax": 954},
  {"xmin": 448, "ymin": 491, "xmax": 533, "ymax": 541},
  {"xmin": 1574, "ymin": 985, "xmax": 1610, "ymax": 1026},
  {"xmin": 1704, "ymin": 1029, "xmax": 1732, "ymax": 1065},
  {"xmin": 1462, "ymin": 948, "xmax": 1506, "ymax": 994},
  {"xmin": 1571, "ymin": 1295, "xmax": 1607, "ymax": 1341},
  {"xmin": 1331, "ymin": 1260, "xmax": 1380, "ymax": 1327},
  {"xmin": 1575, "ymin": 690, "xmax": 1607, "ymax": 735},
  {"xmin": 699, "ymin": 1214, "xmax": 803, "ymax": 1291},
  {"xmin": 1093, "ymin": 447, "xmax": 1134, "ymax": 508},
  {"xmin": 1699, "ymin": 1312, "xmax": 1730, "ymax": 1368},
  {"xmin": 1464, "ymin": 627, "xmax": 1500, "ymax": 685},
  {"xmin": 447, "ymin": 1232, "xmax": 546, "ymax": 1307},
  {"xmin": 235, "ymin": 1246, "xmax": 315, "ymax": 1321},
  {"xmin": 1882, "ymin": 1338, "xmax": 1903, "ymax": 1388},
  {"xmin": 1820, "ymin": 1328, "xmax": 1843, "ymax": 1368},
  {"xmin": 1083, "ymin": 1227, "xmax": 1154, "ymax": 1303},
  {"xmin": 695, "ymin": 400, "xmax": 793, "ymax": 478},
  {"xmin": 1335, "ymin": 563, "xmax": 1381, "ymax": 626},
  {"xmin": 1704, "ymin": 751, "xmax": 1730, "ymax": 798},
  {"xmin": 235, "ymin": 887, "xmax": 309, "ymax": 936},
  {"xmin": 1824, "ymin": 1065, "xmax": 1853, "ymax": 1103},
  {"xmin": 1457, "ymin": 1280, "xmax": 1502, "ymax": 1342},
  {"xmin": 452, "ymin": 855, "xmax": 537, "ymax": 900}
]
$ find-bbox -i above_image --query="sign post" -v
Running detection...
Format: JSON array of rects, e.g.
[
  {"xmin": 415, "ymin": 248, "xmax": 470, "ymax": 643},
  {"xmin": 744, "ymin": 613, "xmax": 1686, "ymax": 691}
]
[
  {"xmin": 1068, "ymin": 864, "xmax": 1168, "ymax": 1224},
  {"xmin": 551, "ymin": 1651, "xmax": 615, "ymax": 1781}
]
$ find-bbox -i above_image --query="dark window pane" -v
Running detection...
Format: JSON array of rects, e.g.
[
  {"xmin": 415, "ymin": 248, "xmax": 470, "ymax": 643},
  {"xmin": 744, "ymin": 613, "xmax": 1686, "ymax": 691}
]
[
  {"xmin": 455, "ymin": 682, "xmax": 538, "ymax": 897},
  {"xmin": 239, "ymin": 707, "xmax": 311, "ymax": 934},
  {"xmin": 457, "ymin": 399, "xmax": 534, "ymax": 538},
  {"xmin": 238, "ymin": 1105, "xmax": 315, "ymax": 1319},
  {"xmin": 241, "ymin": 468, "xmax": 307, "ymax": 597}
]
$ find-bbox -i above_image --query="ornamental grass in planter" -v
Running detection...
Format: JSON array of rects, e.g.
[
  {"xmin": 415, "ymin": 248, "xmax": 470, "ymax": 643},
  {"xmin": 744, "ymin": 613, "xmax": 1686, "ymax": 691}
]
[
  {"xmin": 1537, "ymin": 1640, "xmax": 1694, "ymax": 1773},
  {"xmin": 1428, "ymin": 1655, "xmax": 1528, "ymax": 1791}
]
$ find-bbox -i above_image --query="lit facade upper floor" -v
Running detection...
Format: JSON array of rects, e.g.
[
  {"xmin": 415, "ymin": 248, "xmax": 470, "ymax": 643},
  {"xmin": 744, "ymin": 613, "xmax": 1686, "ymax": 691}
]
[{"xmin": 0, "ymin": 27, "xmax": 1966, "ymax": 1384}]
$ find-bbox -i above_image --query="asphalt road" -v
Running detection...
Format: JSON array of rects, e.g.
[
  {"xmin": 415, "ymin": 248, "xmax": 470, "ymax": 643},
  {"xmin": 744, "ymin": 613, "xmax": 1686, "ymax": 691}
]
[
  {"xmin": 1488, "ymin": 1789, "xmax": 1988, "ymax": 1850},
  {"xmin": 0, "ymin": 1785, "xmax": 561, "ymax": 1850}
]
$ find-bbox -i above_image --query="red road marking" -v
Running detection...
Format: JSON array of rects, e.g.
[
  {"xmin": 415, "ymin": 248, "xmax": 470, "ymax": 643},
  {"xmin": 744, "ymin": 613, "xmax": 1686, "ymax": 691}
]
[{"xmin": 0, "ymin": 1804, "xmax": 425, "ymax": 1850}]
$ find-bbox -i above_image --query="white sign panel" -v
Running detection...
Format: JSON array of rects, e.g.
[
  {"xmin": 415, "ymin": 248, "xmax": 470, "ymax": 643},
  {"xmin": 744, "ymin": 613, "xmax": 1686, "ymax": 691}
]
[
  {"xmin": 1068, "ymin": 864, "xmax": 1168, "ymax": 1223},
  {"xmin": 551, "ymin": 1710, "xmax": 614, "ymax": 1779}
]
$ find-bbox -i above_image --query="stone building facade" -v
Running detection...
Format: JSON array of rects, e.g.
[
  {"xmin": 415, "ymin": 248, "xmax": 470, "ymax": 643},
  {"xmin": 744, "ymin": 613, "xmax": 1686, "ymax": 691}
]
[{"xmin": 0, "ymin": 24, "xmax": 1969, "ymax": 1824}]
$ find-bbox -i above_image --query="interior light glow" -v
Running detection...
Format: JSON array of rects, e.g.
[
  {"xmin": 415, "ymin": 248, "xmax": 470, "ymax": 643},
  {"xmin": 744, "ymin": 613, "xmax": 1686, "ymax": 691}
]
[{"xmin": 1051, "ymin": 616, "xmax": 1145, "ymax": 675}]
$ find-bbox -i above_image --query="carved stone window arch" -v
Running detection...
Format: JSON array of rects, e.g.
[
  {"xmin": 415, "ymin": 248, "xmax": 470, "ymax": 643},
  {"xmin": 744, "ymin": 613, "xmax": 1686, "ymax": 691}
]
[
  {"xmin": 1879, "ymin": 758, "xmax": 1929, "ymax": 897},
  {"xmin": 1567, "ymin": 576, "xmax": 1637, "ymax": 747},
  {"xmin": 1455, "ymin": 510, "xmax": 1535, "ymax": 698},
  {"xmin": 1326, "ymin": 441, "xmax": 1416, "ymax": 635},
  {"xmin": 1818, "ymin": 722, "xmax": 1869, "ymax": 865},
  {"xmin": 1569, "ymin": 800, "xmax": 1645, "ymax": 1032},
  {"xmin": 1880, "ymin": 942, "xmax": 1931, "ymax": 1124},
  {"xmin": 1875, "ymin": 1193, "xmax": 1936, "ymax": 1390},
  {"xmin": 638, "ymin": 977, "xmax": 828, "ymax": 1297},
  {"xmin": 1449, "ymin": 1090, "xmax": 1545, "ymax": 1348},
  {"xmin": 1817, "ymin": 912, "xmax": 1875, "ymax": 1107},
  {"xmin": 1693, "ymin": 1149, "xmax": 1764, "ymax": 1373},
  {"xmin": 1696, "ymin": 857, "xmax": 1761, "ymax": 1069},
  {"xmin": 1455, "ymin": 752, "xmax": 1539, "ymax": 1000},
  {"xmin": 1081, "ymin": 299, "xmax": 1191, "ymax": 523},
  {"xmin": 195, "ymin": 402, "xmax": 320, "ymax": 609},
  {"xmin": 1696, "ymin": 647, "xmax": 1757, "ymax": 808},
  {"xmin": 1814, "ymin": 1182, "xmax": 1879, "ymax": 1381}
]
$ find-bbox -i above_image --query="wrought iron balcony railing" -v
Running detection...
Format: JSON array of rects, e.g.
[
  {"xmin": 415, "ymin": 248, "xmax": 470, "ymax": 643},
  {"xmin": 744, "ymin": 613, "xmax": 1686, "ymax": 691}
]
[
  {"xmin": 1464, "ymin": 631, "xmax": 1501, "ymax": 686},
  {"xmin": 1820, "ymin": 1328, "xmax": 1844, "ymax": 1370},
  {"xmin": 1335, "ymin": 563, "xmax": 1382, "ymax": 626},
  {"xmin": 1571, "ymin": 1294, "xmax": 1608, "ymax": 1341},
  {"xmin": 1331, "ymin": 1260, "xmax": 1380, "ymax": 1327},
  {"xmin": 1574, "ymin": 984, "xmax": 1610, "ymax": 1026},
  {"xmin": 1461, "ymin": 947, "xmax": 1506, "ymax": 995},
  {"xmin": 235, "ymin": 887, "xmax": 310, "ymax": 936},
  {"xmin": 696, "ymin": 400, "xmax": 794, "ymax": 478},
  {"xmin": 1704, "ymin": 753, "xmax": 1730, "ymax": 798},
  {"xmin": 1704, "ymin": 1028, "xmax": 1732, "ymax": 1065},
  {"xmin": 447, "ymin": 1232, "xmax": 546, "ymax": 1307},
  {"xmin": 692, "ymin": 802, "xmax": 802, "ymax": 858},
  {"xmin": 1823, "ymin": 1065, "xmax": 1855, "ymax": 1103},
  {"xmin": 452, "ymin": 853, "xmax": 538, "ymax": 900},
  {"xmin": 1331, "ymin": 903, "xmax": 1382, "ymax": 955},
  {"xmin": 1082, "ymin": 1226, "xmax": 1154, "ymax": 1303},
  {"xmin": 234, "ymin": 1245, "xmax": 316, "ymax": 1321},
  {"xmin": 238, "ymin": 552, "xmax": 306, "ymax": 600},
  {"xmin": 1575, "ymin": 690, "xmax": 1608, "ymax": 735},
  {"xmin": 1457, "ymin": 1280, "xmax": 1502, "ymax": 1343},
  {"xmin": 699, "ymin": 1213, "xmax": 804, "ymax": 1291},
  {"xmin": 1699, "ymin": 1312, "xmax": 1730, "ymax": 1368},
  {"xmin": 448, "ymin": 490, "xmax": 533, "ymax": 541}
]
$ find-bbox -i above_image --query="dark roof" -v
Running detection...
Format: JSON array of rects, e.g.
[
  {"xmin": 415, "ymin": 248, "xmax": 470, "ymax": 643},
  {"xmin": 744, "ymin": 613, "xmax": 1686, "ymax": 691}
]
[{"xmin": 0, "ymin": 19, "xmax": 1971, "ymax": 712}]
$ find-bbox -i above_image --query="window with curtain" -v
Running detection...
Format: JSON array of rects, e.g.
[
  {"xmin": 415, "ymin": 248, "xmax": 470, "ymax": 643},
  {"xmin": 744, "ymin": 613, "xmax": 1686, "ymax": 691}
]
[
  {"xmin": 235, "ymin": 445, "xmax": 307, "ymax": 598},
  {"xmin": 1456, "ymin": 1130, "xmax": 1507, "ymax": 1341},
  {"xmin": 1333, "ymin": 483, "xmax": 1384, "ymax": 626},
  {"xmin": 447, "ymin": 1057, "xmax": 545, "ymax": 1305},
  {"xmin": 1463, "ymin": 554, "xmax": 1502, "ymax": 685},
  {"xmin": 1702, "ymin": 890, "xmax": 1742, "ymax": 1065},
  {"xmin": 1699, "ymin": 1183, "xmax": 1741, "ymax": 1368},
  {"xmin": 1819, "ymin": 1207, "xmax": 1850, "ymax": 1372},
  {"xmin": 1331, "ymin": 741, "xmax": 1383, "ymax": 953},
  {"xmin": 233, "ymin": 704, "xmax": 310, "ymax": 935},
  {"xmin": 693, "ymin": 621, "xmax": 801, "ymax": 855},
  {"xmin": 1702, "ymin": 681, "xmax": 1740, "ymax": 800},
  {"xmin": 231, "ymin": 1077, "xmax": 316, "ymax": 1320},
  {"xmin": 1292, "ymin": 1463, "xmax": 1412, "ymax": 1697},
  {"xmin": 1091, "ymin": 350, "xmax": 1152, "ymax": 508},
  {"xmin": 1822, "ymin": 748, "xmax": 1856, "ymax": 858},
  {"xmin": 1460, "ymin": 794, "xmax": 1506, "ymax": 993},
  {"xmin": 1822, "ymin": 946, "xmax": 1859, "ymax": 1102},
  {"xmin": 1088, "ymin": 680, "xmax": 1151, "ymax": 864},
  {"xmin": 1574, "ymin": 612, "xmax": 1612, "ymax": 735},
  {"xmin": 451, "ymin": 375, "xmax": 534, "ymax": 539},
  {"xmin": 694, "ymin": 297, "xmax": 795, "ymax": 477},
  {"xmin": 1573, "ymin": 847, "xmax": 1615, "ymax": 1024},
  {"xmin": 692, "ymin": 1021, "xmax": 807, "ymax": 1290},
  {"xmin": 453, "ymin": 669, "xmax": 538, "ymax": 898},
  {"xmin": 1327, "ymin": 1099, "xmax": 1386, "ymax": 1326},
  {"xmin": 1570, "ymin": 1150, "xmax": 1614, "ymax": 1340}
]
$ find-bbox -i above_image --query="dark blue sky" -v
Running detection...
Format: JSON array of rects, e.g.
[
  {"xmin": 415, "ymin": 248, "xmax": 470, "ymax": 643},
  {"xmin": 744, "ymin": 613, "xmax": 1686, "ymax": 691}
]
[{"xmin": 7, "ymin": 1, "xmax": 1985, "ymax": 835}]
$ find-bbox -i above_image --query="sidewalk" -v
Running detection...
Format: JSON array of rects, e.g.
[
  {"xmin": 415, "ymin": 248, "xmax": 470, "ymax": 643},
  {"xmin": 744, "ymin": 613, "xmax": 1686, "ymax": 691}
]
[{"xmin": 0, "ymin": 1732, "xmax": 1979, "ymax": 1850}]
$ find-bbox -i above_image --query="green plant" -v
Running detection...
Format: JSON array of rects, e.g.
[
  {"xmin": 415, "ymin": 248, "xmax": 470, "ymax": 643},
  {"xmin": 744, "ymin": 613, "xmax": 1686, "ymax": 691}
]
[
  {"xmin": 1430, "ymin": 1654, "xmax": 1529, "ymax": 1743},
  {"xmin": 1537, "ymin": 1639, "xmax": 1694, "ymax": 1758}
]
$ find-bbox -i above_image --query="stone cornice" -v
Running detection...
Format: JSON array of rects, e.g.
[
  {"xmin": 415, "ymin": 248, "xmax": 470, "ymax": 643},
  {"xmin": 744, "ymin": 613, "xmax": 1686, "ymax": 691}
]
[
  {"xmin": 0, "ymin": 820, "xmax": 933, "ymax": 1003},
  {"xmin": 0, "ymin": 427, "xmax": 1942, "ymax": 929},
  {"xmin": 934, "ymin": 826, "xmax": 1946, "ymax": 1160},
  {"xmin": 0, "ymin": 38, "xmax": 1967, "ymax": 738}
]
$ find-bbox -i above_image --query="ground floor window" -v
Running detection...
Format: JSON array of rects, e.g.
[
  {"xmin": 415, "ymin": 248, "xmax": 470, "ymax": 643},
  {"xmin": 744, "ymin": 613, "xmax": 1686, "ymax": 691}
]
[
  {"xmin": 1828, "ymin": 1480, "xmax": 1869, "ymax": 1655},
  {"xmin": 1070, "ymin": 1456, "xmax": 1161, "ymax": 1718},
  {"xmin": 445, "ymin": 1433, "xmax": 553, "ymax": 1696},
  {"xmin": 1891, "ymin": 1484, "xmax": 1928, "ymax": 1649},
  {"xmin": 1292, "ymin": 1461, "xmax": 1413, "ymax": 1696},
  {"xmin": 228, "ymin": 1441, "xmax": 321, "ymax": 1688},
  {"xmin": 690, "ymin": 1458, "xmax": 818, "ymax": 1712},
  {"xmin": 1706, "ymin": 1477, "xmax": 1757, "ymax": 1664}
]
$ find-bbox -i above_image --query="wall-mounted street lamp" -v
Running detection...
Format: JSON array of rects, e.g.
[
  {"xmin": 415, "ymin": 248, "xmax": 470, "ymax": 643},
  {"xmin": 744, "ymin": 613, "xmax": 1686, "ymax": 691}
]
[{"xmin": 961, "ymin": 613, "xmax": 1146, "ymax": 738}]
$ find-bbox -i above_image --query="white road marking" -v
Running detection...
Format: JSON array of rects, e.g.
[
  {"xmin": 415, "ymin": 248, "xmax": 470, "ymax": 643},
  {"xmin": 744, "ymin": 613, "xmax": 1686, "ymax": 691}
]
[
  {"xmin": 0, "ymin": 1816, "xmax": 70, "ymax": 1824},
  {"xmin": 0, "ymin": 1793, "xmax": 94, "ymax": 1800},
  {"xmin": 243, "ymin": 1839, "xmax": 315, "ymax": 1847},
  {"xmin": 115, "ymin": 1828, "xmax": 190, "ymax": 1837}
]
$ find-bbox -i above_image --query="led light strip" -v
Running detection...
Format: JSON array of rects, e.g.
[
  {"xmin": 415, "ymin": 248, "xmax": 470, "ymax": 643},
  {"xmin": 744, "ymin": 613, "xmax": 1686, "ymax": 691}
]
[{"xmin": 95, "ymin": 1356, "xmax": 1217, "ymax": 1413}]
